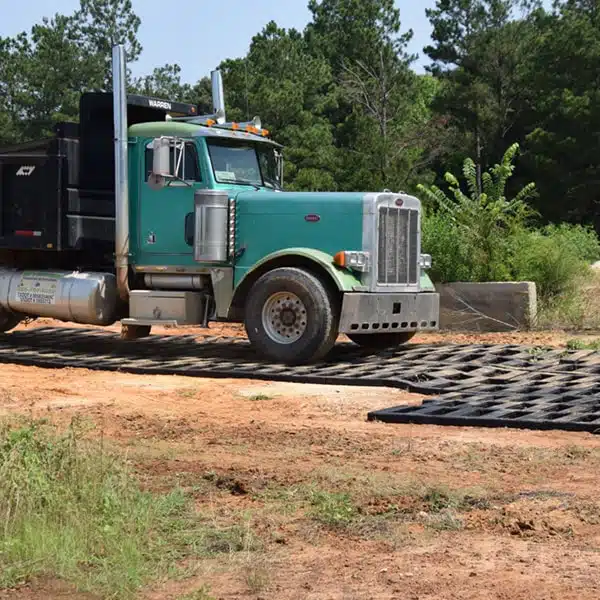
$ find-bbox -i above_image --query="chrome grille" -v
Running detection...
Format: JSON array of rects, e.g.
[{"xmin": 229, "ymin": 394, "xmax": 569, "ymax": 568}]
[{"xmin": 377, "ymin": 206, "xmax": 419, "ymax": 285}]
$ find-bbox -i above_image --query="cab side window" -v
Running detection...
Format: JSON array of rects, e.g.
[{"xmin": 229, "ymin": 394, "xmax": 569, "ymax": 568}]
[{"xmin": 145, "ymin": 140, "xmax": 202, "ymax": 182}]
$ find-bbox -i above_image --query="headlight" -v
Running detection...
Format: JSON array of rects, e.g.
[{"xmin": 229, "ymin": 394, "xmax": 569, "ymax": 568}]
[
  {"xmin": 333, "ymin": 251, "xmax": 370, "ymax": 272},
  {"xmin": 419, "ymin": 254, "xmax": 432, "ymax": 269}
]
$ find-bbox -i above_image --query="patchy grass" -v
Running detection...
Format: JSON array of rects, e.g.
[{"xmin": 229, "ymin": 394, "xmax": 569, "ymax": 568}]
[
  {"xmin": 262, "ymin": 474, "xmax": 494, "ymax": 538},
  {"xmin": 243, "ymin": 558, "xmax": 271, "ymax": 594},
  {"xmin": 526, "ymin": 346, "xmax": 549, "ymax": 361},
  {"xmin": 309, "ymin": 490, "xmax": 358, "ymax": 528},
  {"xmin": 565, "ymin": 338, "xmax": 600, "ymax": 351},
  {"xmin": 0, "ymin": 418, "xmax": 263, "ymax": 599},
  {"xmin": 176, "ymin": 587, "xmax": 216, "ymax": 600},
  {"xmin": 424, "ymin": 510, "xmax": 465, "ymax": 531},
  {"xmin": 247, "ymin": 394, "xmax": 273, "ymax": 401}
]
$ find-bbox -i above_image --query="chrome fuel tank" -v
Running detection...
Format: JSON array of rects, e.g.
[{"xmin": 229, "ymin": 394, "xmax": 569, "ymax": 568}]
[{"xmin": 0, "ymin": 269, "xmax": 118, "ymax": 325}]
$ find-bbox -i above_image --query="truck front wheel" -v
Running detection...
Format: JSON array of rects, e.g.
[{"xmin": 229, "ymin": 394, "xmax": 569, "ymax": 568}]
[
  {"xmin": 347, "ymin": 332, "xmax": 415, "ymax": 350},
  {"xmin": 244, "ymin": 267, "xmax": 339, "ymax": 365}
]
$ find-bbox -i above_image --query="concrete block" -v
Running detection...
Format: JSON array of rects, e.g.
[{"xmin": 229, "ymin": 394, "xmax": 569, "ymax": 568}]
[{"xmin": 438, "ymin": 282, "xmax": 537, "ymax": 332}]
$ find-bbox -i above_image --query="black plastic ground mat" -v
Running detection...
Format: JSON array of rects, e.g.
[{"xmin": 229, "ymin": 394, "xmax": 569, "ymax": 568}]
[
  {"xmin": 367, "ymin": 392, "xmax": 600, "ymax": 433},
  {"xmin": 2, "ymin": 327, "xmax": 600, "ymax": 433}
]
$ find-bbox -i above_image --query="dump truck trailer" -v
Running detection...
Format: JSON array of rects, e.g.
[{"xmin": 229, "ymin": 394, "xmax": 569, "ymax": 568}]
[{"xmin": 0, "ymin": 45, "xmax": 439, "ymax": 364}]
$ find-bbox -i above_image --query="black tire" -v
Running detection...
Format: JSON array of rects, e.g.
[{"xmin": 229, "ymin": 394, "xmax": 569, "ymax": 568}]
[
  {"xmin": 347, "ymin": 331, "xmax": 415, "ymax": 350},
  {"xmin": 244, "ymin": 267, "xmax": 339, "ymax": 365},
  {"xmin": 0, "ymin": 308, "xmax": 21, "ymax": 333}
]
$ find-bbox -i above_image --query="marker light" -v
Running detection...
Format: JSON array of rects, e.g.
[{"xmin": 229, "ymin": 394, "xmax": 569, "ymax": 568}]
[{"xmin": 333, "ymin": 251, "xmax": 370, "ymax": 272}]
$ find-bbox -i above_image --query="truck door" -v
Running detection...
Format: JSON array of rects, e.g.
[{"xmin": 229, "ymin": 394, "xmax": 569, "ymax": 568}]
[{"xmin": 138, "ymin": 138, "xmax": 203, "ymax": 265}]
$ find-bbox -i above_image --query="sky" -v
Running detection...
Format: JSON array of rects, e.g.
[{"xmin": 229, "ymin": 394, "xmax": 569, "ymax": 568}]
[{"xmin": 0, "ymin": 0, "xmax": 551, "ymax": 84}]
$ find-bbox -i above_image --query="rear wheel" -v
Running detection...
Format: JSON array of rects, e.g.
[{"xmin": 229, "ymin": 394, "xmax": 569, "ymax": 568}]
[
  {"xmin": 347, "ymin": 331, "xmax": 415, "ymax": 350},
  {"xmin": 0, "ymin": 307, "xmax": 21, "ymax": 333},
  {"xmin": 244, "ymin": 267, "xmax": 339, "ymax": 365}
]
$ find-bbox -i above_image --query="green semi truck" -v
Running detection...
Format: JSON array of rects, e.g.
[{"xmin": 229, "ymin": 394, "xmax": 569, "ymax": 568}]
[{"xmin": 0, "ymin": 45, "xmax": 439, "ymax": 364}]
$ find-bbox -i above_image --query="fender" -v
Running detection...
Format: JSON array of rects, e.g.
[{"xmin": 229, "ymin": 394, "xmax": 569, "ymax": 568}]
[
  {"xmin": 227, "ymin": 248, "xmax": 362, "ymax": 319},
  {"xmin": 420, "ymin": 271, "xmax": 435, "ymax": 292}
]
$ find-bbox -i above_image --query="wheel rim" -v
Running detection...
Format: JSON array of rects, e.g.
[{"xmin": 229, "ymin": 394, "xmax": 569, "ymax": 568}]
[{"xmin": 261, "ymin": 291, "xmax": 308, "ymax": 344}]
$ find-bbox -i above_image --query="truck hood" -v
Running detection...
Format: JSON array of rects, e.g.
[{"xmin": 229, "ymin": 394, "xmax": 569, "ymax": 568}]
[{"xmin": 233, "ymin": 190, "xmax": 366, "ymax": 215}]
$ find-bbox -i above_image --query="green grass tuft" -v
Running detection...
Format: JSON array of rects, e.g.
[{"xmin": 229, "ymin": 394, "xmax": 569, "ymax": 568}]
[
  {"xmin": 0, "ymin": 418, "xmax": 259, "ymax": 598},
  {"xmin": 309, "ymin": 490, "xmax": 357, "ymax": 528},
  {"xmin": 247, "ymin": 394, "xmax": 273, "ymax": 401},
  {"xmin": 566, "ymin": 338, "xmax": 600, "ymax": 351}
]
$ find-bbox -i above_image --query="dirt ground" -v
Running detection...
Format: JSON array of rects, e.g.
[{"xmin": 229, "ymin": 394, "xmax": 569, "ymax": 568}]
[
  {"xmin": 2, "ymin": 321, "xmax": 600, "ymax": 599},
  {"xmin": 15, "ymin": 316, "xmax": 593, "ymax": 347}
]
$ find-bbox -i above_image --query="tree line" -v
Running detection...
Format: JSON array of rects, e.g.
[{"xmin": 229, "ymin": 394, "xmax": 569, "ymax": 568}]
[{"xmin": 1, "ymin": 0, "xmax": 598, "ymax": 230}]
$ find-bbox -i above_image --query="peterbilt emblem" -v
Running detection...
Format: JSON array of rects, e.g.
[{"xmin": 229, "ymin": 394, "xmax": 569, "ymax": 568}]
[
  {"xmin": 304, "ymin": 214, "xmax": 320, "ymax": 222},
  {"xmin": 16, "ymin": 166, "xmax": 36, "ymax": 176}
]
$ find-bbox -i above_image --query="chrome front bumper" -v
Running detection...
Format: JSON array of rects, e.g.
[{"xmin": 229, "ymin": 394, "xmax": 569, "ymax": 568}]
[{"xmin": 338, "ymin": 292, "xmax": 440, "ymax": 335}]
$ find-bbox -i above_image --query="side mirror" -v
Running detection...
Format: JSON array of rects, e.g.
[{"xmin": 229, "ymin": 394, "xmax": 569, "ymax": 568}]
[
  {"xmin": 153, "ymin": 137, "xmax": 172, "ymax": 177},
  {"xmin": 148, "ymin": 136, "xmax": 185, "ymax": 189}
]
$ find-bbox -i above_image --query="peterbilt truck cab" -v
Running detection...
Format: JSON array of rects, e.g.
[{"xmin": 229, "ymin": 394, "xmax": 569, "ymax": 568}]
[{"xmin": 0, "ymin": 45, "xmax": 439, "ymax": 364}]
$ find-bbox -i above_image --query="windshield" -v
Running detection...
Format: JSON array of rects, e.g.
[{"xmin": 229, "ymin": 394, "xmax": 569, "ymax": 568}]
[{"xmin": 207, "ymin": 139, "xmax": 281, "ymax": 189}]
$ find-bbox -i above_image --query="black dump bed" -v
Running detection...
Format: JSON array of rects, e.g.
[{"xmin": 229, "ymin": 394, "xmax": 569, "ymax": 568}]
[{"xmin": 0, "ymin": 93, "xmax": 198, "ymax": 268}]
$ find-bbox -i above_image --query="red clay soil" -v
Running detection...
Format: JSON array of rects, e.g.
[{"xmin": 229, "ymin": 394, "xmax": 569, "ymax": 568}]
[{"xmin": 1, "ymin": 350, "xmax": 600, "ymax": 599}]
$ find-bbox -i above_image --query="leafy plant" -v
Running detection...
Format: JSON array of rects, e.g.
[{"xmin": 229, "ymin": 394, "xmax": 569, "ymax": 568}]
[
  {"xmin": 418, "ymin": 143, "xmax": 537, "ymax": 282},
  {"xmin": 511, "ymin": 224, "xmax": 600, "ymax": 301}
]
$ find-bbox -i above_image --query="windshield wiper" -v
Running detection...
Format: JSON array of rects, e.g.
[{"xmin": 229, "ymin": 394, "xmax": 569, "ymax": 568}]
[{"xmin": 225, "ymin": 179, "xmax": 261, "ymax": 190}]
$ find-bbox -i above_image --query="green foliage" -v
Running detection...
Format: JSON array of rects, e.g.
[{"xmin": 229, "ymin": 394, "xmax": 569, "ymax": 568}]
[
  {"xmin": 309, "ymin": 490, "xmax": 357, "ymax": 528},
  {"xmin": 0, "ymin": 0, "xmax": 143, "ymax": 145},
  {"xmin": 566, "ymin": 338, "xmax": 600, "ymax": 351},
  {"xmin": 421, "ymin": 211, "xmax": 475, "ymax": 283},
  {"xmin": 419, "ymin": 142, "xmax": 600, "ymax": 306},
  {"xmin": 418, "ymin": 143, "xmax": 537, "ymax": 281},
  {"xmin": 4, "ymin": 0, "xmax": 600, "ymax": 237},
  {"xmin": 0, "ymin": 418, "xmax": 257, "ymax": 598},
  {"xmin": 511, "ymin": 224, "xmax": 600, "ymax": 300}
]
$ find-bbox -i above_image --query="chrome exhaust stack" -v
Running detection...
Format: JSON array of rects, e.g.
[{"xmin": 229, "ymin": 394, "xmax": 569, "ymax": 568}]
[
  {"xmin": 211, "ymin": 69, "xmax": 226, "ymax": 124},
  {"xmin": 112, "ymin": 44, "xmax": 130, "ymax": 302}
]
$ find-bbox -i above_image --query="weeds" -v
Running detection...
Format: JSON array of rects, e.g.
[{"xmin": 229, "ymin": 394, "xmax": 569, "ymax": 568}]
[
  {"xmin": 423, "ymin": 486, "xmax": 460, "ymax": 512},
  {"xmin": 0, "ymin": 418, "xmax": 261, "ymax": 598},
  {"xmin": 424, "ymin": 510, "xmax": 465, "ymax": 531},
  {"xmin": 566, "ymin": 338, "xmax": 600, "ymax": 351},
  {"xmin": 244, "ymin": 560, "xmax": 271, "ymax": 594},
  {"xmin": 248, "ymin": 394, "xmax": 272, "ymax": 401},
  {"xmin": 309, "ymin": 490, "xmax": 357, "ymax": 528},
  {"xmin": 527, "ymin": 346, "xmax": 547, "ymax": 361}
]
